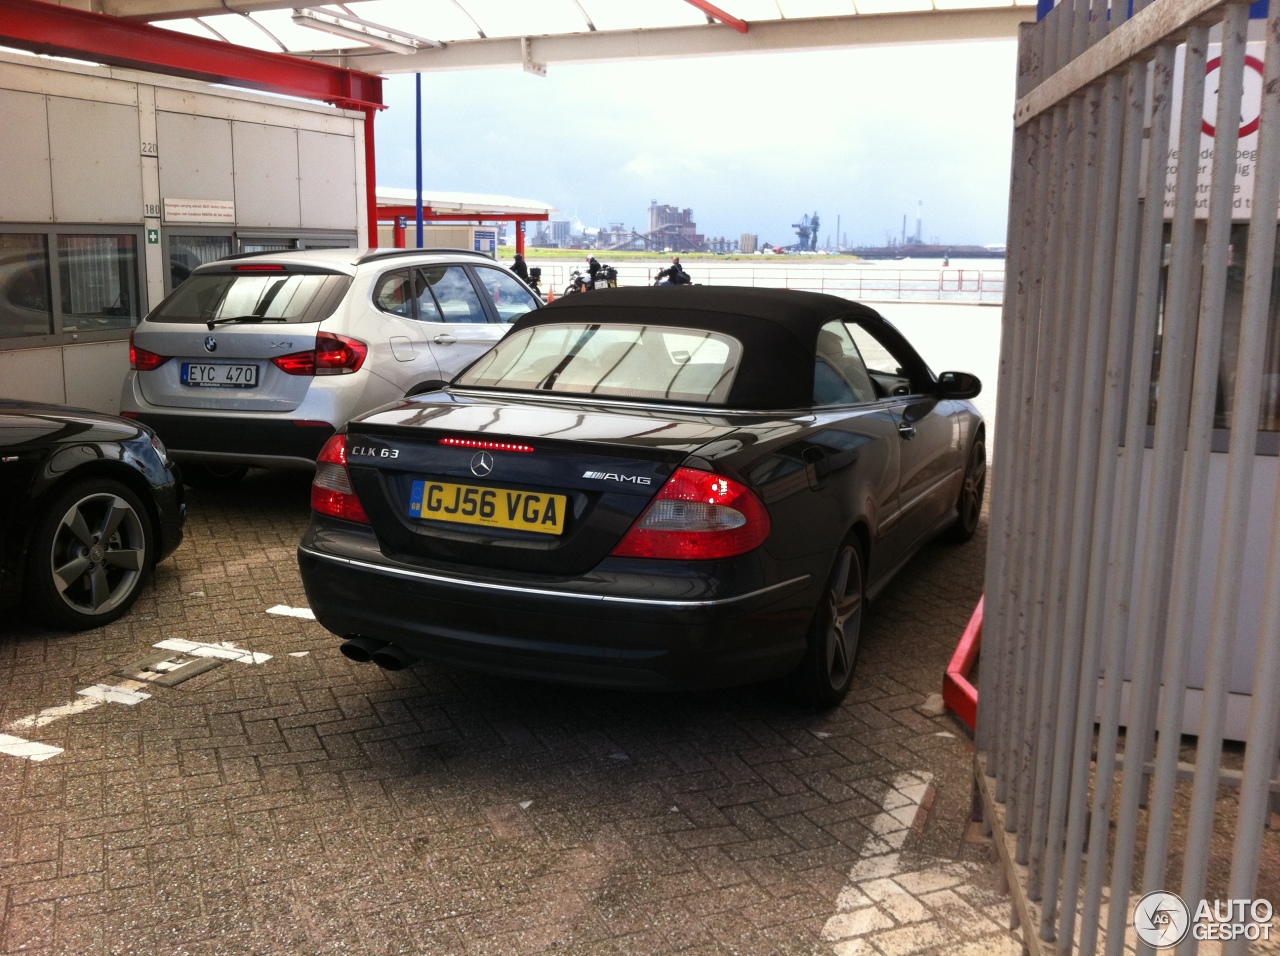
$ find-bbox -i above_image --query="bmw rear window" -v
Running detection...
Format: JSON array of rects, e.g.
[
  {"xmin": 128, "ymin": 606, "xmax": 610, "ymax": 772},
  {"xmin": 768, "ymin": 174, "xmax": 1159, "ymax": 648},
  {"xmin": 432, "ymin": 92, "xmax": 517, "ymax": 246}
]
[
  {"xmin": 456, "ymin": 323, "xmax": 742, "ymax": 405},
  {"xmin": 147, "ymin": 272, "xmax": 351, "ymax": 324}
]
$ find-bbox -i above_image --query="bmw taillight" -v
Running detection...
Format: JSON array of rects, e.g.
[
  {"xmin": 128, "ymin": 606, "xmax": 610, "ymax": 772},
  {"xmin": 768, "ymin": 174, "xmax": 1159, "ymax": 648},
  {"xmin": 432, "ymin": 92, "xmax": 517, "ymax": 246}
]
[
  {"xmin": 273, "ymin": 332, "xmax": 368, "ymax": 376},
  {"xmin": 611, "ymin": 467, "xmax": 770, "ymax": 560},
  {"xmin": 129, "ymin": 330, "xmax": 169, "ymax": 371},
  {"xmin": 311, "ymin": 434, "xmax": 369, "ymax": 524}
]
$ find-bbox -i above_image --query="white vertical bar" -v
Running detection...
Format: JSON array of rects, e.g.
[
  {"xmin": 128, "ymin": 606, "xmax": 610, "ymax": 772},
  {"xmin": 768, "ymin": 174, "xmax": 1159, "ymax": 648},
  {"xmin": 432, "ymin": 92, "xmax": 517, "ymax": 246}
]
[
  {"xmin": 1060, "ymin": 57, "xmax": 1150, "ymax": 955},
  {"xmin": 1221, "ymin": 15, "xmax": 1280, "ymax": 950},
  {"xmin": 1104, "ymin": 24, "xmax": 1212, "ymax": 956},
  {"xmin": 1040, "ymin": 66, "xmax": 1127, "ymax": 939},
  {"xmin": 1139, "ymin": 6, "xmax": 1249, "ymax": 922}
]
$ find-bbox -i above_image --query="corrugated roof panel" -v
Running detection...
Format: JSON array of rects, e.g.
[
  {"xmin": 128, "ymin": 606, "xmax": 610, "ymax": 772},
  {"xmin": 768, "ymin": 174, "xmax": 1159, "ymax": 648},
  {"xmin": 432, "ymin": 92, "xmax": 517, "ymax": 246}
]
[
  {"xmin": 194, "ymin": 13, "xmax": 287, "ymax": 52},
  {"xmin": 577, "ymin": 0, "xmax": 715, "ymax": 32},
  {"xmin": 452, "ymin": 0, "xmax": 595, "ymax": 38},
  {"xmin": 775, "ymin": 0, "xmax": 857, "ymax": 17},
  {"xmin": 347, "ymin": 0, "xmax": 489, "ymax": 42}
]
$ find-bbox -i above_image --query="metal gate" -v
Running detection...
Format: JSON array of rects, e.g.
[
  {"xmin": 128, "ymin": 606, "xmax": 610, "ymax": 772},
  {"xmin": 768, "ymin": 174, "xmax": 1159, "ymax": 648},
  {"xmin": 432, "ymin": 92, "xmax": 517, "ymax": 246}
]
[{"xmin": 979, "ymin": 0, "xmax": 1280, "ymax": 950}]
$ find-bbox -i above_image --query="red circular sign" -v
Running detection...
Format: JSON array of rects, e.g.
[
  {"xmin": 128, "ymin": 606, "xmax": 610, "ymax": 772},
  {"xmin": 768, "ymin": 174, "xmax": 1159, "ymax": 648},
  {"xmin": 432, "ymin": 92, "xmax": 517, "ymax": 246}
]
[{"xmin": 1201, "ymin": 55, "xmax": 1266, "ymax": 138}]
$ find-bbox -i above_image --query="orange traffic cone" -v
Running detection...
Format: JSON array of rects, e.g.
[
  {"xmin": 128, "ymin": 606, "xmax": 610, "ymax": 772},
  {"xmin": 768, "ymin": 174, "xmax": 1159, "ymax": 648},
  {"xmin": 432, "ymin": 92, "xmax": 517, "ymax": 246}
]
[{"xmin": 546, "ymin": 285, "xmax": 555, "ymax": 302}]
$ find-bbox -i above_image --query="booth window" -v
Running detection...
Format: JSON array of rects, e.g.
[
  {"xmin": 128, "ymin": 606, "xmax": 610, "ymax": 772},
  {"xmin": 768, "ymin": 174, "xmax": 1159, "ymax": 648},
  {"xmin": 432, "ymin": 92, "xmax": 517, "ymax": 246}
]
[
  {"xmin": 57, "ymin": 235, "xmax": 140, "ymax": 333},
  {"xmin": 170, "ymin": 235, "xmax": 232, "ymax": 290},
  {"xmin": 0, "ymin": 234, "xmax": 53, "ymax": 338}
]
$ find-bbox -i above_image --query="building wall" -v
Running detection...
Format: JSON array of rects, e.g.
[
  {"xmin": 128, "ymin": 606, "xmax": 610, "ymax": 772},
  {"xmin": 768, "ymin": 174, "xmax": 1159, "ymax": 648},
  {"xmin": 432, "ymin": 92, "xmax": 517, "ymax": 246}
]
[{"xmin": 0, "ymin": 52, "xmax": 366, "ymax": 413}]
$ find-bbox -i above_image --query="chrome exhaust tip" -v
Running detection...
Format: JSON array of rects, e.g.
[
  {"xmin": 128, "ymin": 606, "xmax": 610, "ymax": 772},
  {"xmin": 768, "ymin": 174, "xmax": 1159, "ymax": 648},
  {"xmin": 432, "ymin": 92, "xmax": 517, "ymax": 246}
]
[
  {"xmin": 370, "ymin": 644, "xmax": 416, "ymax": 671},
  {"xmin": 340, "ymin": 637, "xmax": 386, "ymax": 663}
]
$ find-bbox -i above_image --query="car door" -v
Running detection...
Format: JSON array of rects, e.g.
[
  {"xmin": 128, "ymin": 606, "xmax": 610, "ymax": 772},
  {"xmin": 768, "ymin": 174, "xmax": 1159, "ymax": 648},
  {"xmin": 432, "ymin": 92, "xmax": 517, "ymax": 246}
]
[
  {"xmin": 848, "ymin": 319, "xmax": 959, "ymax": 550},
  {"xmin": 415, "ymin": 264, "xmax": 505, "ymax": 378},
  {"xmin": 366, "ymin": 268, "xmax": 441, "ymax": 394},
  {"xmin": 809, "ymin": 321, "xmax": 907, "ymax": 580}
]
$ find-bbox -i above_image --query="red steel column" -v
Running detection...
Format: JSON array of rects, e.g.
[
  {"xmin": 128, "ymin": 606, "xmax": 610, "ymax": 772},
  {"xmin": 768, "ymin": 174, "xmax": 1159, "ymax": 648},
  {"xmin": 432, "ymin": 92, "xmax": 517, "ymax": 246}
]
[
  {"xmin": 364, "ymin": 108, "xmax": 379, "ymax": 249},
  {"xmin": 516, "ymin": 220, "xmax": 526, "ymax": 257}
]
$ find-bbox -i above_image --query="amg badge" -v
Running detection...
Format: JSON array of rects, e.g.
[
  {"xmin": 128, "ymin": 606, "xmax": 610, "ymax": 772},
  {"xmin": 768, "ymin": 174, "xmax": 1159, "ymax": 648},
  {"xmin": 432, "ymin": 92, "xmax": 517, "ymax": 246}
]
[{"xmin": 582, "ymin": 470, "xmax": 651, "ymax": 485}]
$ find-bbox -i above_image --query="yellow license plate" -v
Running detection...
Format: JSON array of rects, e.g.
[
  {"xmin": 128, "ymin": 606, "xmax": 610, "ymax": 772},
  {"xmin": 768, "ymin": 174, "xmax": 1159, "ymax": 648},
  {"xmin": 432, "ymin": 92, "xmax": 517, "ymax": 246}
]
[{"xmin": 409, "ymin": 480, "xmax": 567, "ymax": 535}]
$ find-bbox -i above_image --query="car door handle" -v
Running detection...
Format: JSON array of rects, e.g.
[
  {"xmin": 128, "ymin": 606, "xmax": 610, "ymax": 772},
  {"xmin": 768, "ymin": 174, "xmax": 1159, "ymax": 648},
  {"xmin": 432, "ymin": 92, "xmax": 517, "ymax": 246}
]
[
  {"xmin": 897, "ymin": 423, "xmax": 916, "ymax": 440},
  {"xmin": 433, "ymin": 334, "xmax": 457, "ymax": 346}
]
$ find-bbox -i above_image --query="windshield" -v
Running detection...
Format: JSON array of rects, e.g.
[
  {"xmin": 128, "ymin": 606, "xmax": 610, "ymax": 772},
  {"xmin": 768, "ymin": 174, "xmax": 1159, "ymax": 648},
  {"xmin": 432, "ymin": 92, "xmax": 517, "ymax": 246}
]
[
  {"xmin": 149, "ymin": 273, "xmax": 350, "ymax": 324},
  {"xmin": 456, "ymin": 323, "xmax": 742, "ymax": 405}
]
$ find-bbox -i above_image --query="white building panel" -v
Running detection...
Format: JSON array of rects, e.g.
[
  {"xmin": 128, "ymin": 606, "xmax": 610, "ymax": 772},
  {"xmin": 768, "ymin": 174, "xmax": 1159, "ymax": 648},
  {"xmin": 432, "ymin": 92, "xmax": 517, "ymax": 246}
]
[
  {"xmin": 298, "ymin": 129, "xmax": 358, "ymax": 231},
  {"xmin": 47, "ymin": 98, "xmax": 142, "ymax": 224},
  {"xmin": 0, "ymin": 90, "xmax": 53, "ymax": 223},
  {"xmin": 231, "ymin": 121, "xmax": 301, "ymax": 228},
  {"xmin": 157, "ymin": 111, "xmax": 234, "ymax": 204}
]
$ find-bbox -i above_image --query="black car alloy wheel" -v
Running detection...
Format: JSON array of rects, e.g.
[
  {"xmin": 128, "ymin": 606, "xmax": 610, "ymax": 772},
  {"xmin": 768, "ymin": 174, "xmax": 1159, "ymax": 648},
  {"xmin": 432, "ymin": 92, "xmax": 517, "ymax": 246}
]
[
  {"xmin": 29, "ymin": 479, "xmax": 154, "ymax": 629},
  {"xmin": 794, "ymin": 539, "xmax": 865, "ymax": 707},
  {"xmin": 947, "ymin": 432, "xmax": 986, "ymax": 543}
]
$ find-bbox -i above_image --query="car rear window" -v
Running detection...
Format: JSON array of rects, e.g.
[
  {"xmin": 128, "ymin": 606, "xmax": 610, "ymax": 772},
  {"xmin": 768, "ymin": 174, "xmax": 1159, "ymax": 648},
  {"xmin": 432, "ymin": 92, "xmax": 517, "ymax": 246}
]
[
  {"xmin": 455, "ymin": 323, "xmax": 742, "ymax": 405},
  {"xmin": 147, "ymin": 273, "xmax": 351, "ymax": 324}
]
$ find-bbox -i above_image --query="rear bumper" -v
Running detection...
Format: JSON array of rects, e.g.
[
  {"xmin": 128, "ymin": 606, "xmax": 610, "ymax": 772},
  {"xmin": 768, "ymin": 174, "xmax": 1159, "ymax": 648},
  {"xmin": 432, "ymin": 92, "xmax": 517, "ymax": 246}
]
[
  {"xmin": 132, "ymin": 413, "xmax": 333, "ymax": 469},
  {"xmin": 297, "ymin": 538, "xmax": 815, "ymax": 690}
]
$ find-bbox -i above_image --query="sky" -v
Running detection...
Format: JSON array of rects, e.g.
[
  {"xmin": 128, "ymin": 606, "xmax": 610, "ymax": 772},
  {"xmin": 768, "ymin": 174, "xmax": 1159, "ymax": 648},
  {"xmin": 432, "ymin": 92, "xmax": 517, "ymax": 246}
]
[{"xmin": 372, "ymin": 38, "xmax": 1019, "ymax": 250}]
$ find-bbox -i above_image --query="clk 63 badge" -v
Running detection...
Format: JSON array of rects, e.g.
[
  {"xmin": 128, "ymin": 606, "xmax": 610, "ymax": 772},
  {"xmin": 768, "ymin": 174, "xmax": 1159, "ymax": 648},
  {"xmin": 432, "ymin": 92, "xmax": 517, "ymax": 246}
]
[
  {"xmin": 349, "ymin": 446, "xmax": 399, "ymax": 459},
  {"xmin": 409, "ymin": 480, "xmax": 567, "ymax": 535}
]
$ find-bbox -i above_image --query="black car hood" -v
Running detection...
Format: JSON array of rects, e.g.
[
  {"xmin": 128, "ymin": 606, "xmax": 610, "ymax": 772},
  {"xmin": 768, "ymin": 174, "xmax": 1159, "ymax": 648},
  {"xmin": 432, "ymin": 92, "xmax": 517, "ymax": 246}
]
[{"xmin": 0, "ymin": 400, "xmax": 144, "ymax": 450}]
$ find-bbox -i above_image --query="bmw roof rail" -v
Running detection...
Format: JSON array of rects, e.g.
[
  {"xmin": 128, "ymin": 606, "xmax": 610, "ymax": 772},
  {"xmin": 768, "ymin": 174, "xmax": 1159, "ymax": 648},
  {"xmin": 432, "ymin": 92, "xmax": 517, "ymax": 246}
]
[{"xmin": 355, "ymin": 247, "xmax": 496, "ymax": 265}]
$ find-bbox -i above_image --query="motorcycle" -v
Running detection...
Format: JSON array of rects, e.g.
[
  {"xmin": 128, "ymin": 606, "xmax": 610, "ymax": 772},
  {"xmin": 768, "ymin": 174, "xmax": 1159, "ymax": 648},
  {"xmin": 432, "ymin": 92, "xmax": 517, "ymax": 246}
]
[
  {"xmin": 564, "ymin": 263, "xmax": 619, "ymax": 295},
  {"xmin": 527, "ymin": 266, "xmax": 542, "ymax": 296},
  {"xmin": 653, "ymin": 266, "xmax": 692, "ymax": 286},
  {"xmin": 564, "ymin": 270, "xmax": 589, "ymax": 295}
]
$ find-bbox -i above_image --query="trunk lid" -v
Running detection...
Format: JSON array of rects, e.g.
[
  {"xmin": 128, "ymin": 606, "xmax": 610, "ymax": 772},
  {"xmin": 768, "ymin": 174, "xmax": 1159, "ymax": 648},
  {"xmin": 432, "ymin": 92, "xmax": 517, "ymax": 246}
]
[
  {"xmin": 134, "ymin": 321, "xmax": 320, "ymax": 411},
  {"xmin": 344, "ymin": 392, "xmax": 748, "ymax": 575}
]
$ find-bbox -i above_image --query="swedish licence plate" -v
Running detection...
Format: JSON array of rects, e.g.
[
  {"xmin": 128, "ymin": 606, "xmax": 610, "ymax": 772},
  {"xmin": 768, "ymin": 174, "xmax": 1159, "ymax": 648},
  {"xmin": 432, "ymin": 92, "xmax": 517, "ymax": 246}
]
[
  {"xmin": 182, "ymin": 363, "xmax": 258, "ymax": 387},
  {"xmin": 409, "ymin": 480, "xmax": 567, "ymax": 535}
]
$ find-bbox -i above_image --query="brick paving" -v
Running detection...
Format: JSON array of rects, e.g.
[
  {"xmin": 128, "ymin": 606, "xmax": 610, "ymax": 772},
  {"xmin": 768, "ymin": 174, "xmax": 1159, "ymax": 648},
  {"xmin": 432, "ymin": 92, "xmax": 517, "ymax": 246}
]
[{"xmin": 0, "ymin": 471, "xmax": 1006, "ymax": 955}]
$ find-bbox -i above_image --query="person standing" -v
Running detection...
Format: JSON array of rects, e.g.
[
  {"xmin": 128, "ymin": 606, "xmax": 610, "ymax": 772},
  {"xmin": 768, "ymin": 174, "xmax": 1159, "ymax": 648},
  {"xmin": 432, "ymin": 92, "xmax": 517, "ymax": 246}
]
[{"xmin": 510, "ymin": 253, "xmax": 529, "ymax": 282}]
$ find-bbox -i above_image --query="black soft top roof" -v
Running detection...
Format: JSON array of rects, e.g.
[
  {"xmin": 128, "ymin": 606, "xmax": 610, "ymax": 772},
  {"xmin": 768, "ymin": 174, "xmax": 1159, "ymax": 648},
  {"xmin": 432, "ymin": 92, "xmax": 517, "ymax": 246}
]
[{"xmin": 508, "ymin": 286, "xmax": 891, "ymax": 409}]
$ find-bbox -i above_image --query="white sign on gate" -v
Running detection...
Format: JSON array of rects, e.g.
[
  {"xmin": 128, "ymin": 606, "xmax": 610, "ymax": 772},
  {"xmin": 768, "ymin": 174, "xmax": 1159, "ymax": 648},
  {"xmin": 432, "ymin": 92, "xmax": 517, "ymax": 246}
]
[{"xmin": 1164, "ymin": 43, "xmax": 1272, "ymax": 219}]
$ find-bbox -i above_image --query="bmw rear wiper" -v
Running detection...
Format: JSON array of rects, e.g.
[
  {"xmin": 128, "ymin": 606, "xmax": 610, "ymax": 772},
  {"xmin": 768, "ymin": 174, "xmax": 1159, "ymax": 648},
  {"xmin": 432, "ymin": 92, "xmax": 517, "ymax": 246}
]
[{"xmin": 205, "ymin": 315, "xmax": 287, "ymax": 330}]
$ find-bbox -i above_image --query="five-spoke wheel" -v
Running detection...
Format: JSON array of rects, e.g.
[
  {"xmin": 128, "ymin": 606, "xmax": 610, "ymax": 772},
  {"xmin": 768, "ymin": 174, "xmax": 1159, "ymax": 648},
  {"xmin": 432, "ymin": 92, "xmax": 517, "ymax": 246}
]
[
  {"xmin": 28, "ymin": 479, "xmax": 155, "ymax": 629},
  {"xmin": 792, "ymin": 539, "xmax": 865, "ymax": 707},
  {"xmin": 946, "ymin": 432, "xmax": 986, "ymax": 543}
]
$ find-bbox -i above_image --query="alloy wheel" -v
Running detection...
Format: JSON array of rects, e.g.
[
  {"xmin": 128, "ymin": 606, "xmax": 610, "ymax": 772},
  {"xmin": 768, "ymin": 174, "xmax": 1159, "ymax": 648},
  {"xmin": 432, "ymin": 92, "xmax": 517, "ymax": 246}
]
[
  {"xmin": 959, "ymin": 438, "xmax": 987, "ymax": 532},
  {"xmin": 824, "ymin": 545, "xmax": 863, "ymax": 691},
  {"xmin": 49, "ymin": 492, "xmax": 148, "ymax": 616}
]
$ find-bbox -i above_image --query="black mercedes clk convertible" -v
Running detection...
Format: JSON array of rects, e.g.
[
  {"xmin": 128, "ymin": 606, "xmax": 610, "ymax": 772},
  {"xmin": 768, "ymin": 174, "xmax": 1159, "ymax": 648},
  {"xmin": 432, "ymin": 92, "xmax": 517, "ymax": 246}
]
[{"xmin": 297, "ymin": 286, "xmax": 985, "ymax": 706}]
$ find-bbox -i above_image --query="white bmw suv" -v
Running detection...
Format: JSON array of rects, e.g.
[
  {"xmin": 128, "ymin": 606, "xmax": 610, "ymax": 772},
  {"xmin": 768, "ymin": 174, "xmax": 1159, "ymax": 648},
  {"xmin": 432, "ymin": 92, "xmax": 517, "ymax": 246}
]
[{"xmin": 120, "ymin": 248, "xmax": 540, "ymax": 487}]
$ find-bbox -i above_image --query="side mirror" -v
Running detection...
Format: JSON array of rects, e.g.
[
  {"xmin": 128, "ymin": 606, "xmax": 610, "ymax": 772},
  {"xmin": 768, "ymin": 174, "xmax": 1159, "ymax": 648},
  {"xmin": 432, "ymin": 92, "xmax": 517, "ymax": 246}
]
[{"xmin": 937, "ymin": 371, "xmax": 981, "ymax": 400}]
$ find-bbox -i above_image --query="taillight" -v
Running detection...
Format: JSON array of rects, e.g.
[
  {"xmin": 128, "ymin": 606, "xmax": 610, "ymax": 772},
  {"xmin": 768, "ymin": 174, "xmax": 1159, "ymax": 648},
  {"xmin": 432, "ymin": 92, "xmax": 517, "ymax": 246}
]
[
  {"xmin": 311, "ymin": 434, "xmax": 369, "ymax": 524},
  {"xmin": 611, "ymin": 467, "xmax": 770, "ymax": 560},
  {"xmin": 129, "ymin": 330, "xmax": 169, "ymax": 371},
  {"xmin": 273, "ymin": 332, "xmax": 368, "ymax": 376}
]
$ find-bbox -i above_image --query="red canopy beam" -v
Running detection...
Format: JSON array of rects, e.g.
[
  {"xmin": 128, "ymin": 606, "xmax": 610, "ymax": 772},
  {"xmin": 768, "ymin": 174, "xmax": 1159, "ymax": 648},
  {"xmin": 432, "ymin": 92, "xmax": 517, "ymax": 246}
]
[
  {"xmin": 0, "ymin": 0, "xmax": 386, "ymax": 245},
  {"xmin": 681, "ymin": 0, "xmax": 749, "ymax": 33}
]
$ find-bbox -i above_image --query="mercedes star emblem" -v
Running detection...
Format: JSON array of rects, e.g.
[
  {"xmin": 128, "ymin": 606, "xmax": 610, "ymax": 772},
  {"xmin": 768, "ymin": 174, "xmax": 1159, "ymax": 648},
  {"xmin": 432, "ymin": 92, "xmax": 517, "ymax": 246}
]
[
  {"xmin": 204, "ymin": 335, "xmax": 217, "ymax": 352},
  {"xmin": 470, "ymin": 451, "xmax": 494, "ymax": 477}
]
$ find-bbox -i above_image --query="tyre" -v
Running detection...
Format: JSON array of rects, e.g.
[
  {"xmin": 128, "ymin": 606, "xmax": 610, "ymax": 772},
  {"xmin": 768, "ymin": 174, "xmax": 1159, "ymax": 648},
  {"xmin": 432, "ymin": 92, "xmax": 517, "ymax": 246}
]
[
  {"xmin": 181, "ymin": 463, "xmax": 248, "ymax": 489},
  {"xmin": 944, "ymin": 432, "xmax": 986, "ymax": 543},
  {"xmin": 26, "ymin": 478, "xmax": 156, "ymax": 630},
  {"xmin": 791, "ymin": 539, "xmax": 865, "ymax": 708}
]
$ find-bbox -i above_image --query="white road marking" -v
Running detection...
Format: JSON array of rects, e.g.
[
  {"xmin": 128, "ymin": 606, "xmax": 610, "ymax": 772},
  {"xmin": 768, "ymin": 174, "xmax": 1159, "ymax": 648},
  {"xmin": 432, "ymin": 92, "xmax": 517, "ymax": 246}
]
[
  {"xmin": 519, "ymin": 800, "xmax": 533, "ymax": 810},
  {"xmin": 8, "ymin": 679, "xmax": 152, "ymax": 731},
  {"xmin": 266, "ymin": 605, "xmax": 315, "ymax": 620},
  {"xmin": 77, "ymin": 683, "xmax": 151, "ymax": 705},
  {"xmin": 153, "ymin": 639, "xmax": 271, "ymax": 664},
  {"xmin": 0, "ymin": 734, "xmax": 63, "ymax": 762},
  {"xmin": 288, "ymin": 651, "xmax": 310, "ymax": 658},
  {"xmin": 8, "ymin": 698, "xmax": 102, "ymax": 731},
  {"xmin": 821, "ymin": 772, "xmax": 1013, "ymax": 954}
]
